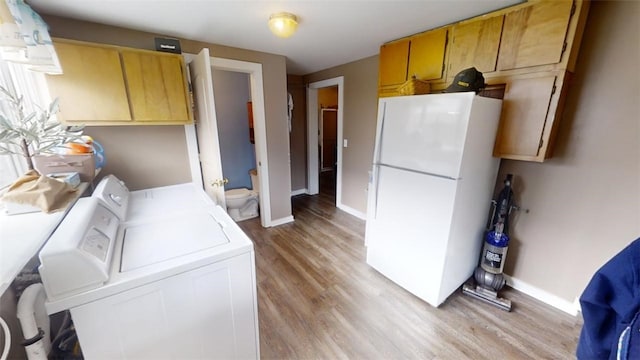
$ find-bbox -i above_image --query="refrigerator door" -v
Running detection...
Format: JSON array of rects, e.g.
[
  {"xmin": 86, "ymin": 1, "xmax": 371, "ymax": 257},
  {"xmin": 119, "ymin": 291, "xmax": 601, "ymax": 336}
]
[
  {"xmin": 375, "ymin": 93, "xmax": 474, "ymax": 179},
  {"xmin": 366, "ymin": 164, "xmax": 457, "ymax": 306}
]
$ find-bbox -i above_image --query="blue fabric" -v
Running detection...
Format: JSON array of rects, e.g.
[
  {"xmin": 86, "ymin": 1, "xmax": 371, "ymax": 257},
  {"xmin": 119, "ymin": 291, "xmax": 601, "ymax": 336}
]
[
  {"xmin": 628, "ymin": 311, "xmax": 640, "ymax": 359},
  {"xmin": 616, "ymin": 311, "xmax": 640, "ymax": 360},
  {"xmin": 576, "ymin": 237, "xmax": 640, "ymax": 360}
]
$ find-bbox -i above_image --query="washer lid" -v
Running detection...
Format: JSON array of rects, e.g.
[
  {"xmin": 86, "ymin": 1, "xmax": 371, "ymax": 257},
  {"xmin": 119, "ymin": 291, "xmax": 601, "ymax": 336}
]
[{"xmin": 120, "ymin": 212, "xmax": 229, "ymax": 272}]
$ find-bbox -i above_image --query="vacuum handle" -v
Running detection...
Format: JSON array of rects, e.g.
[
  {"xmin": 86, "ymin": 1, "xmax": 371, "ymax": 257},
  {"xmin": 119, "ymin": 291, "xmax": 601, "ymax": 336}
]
[{"xmin": 486, "ymin": 200, "xmax": 497, "ymax": 231}]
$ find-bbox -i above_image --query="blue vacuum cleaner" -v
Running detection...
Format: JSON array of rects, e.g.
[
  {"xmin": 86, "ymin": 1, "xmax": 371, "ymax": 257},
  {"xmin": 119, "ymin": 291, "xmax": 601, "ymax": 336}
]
[{"xmin": 463, "ymin": 174, "xmax": 518, "ymax": 311}]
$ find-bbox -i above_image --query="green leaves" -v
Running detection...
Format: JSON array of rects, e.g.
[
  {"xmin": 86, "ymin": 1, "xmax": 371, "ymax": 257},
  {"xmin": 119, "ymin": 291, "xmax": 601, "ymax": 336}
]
[{"xmin": 0, "ymin": 85, "xmax": 84, "ymax": 158}]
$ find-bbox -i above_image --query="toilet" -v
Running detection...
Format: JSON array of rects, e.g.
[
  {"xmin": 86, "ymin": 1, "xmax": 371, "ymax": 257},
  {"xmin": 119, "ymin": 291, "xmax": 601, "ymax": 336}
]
[{"xmin": 225, "ymin": 169, "xmax": 259, "ymax": 222}]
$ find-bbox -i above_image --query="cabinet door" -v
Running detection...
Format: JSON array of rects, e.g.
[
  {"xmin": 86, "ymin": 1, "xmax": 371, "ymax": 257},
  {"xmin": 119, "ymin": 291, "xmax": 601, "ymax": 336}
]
[
  {"xmin": 121, "ymin": 50, "xmax": 190, "ymax": 122},
  {"xmin": 448, "ymin": 16, "xmax": 503, "ymax": 79},
  {"xmin": 378, "ymin": 39, "xmax": 410, "ymax": 87},
  {"xmin": 493, "ymin": 74, "xmax": 557, "ymax": 160},
  {"xmin": 497, "ymin": 1, "xmax": 574, "ymax": 70},
  {"xmin": 46, "ymin": 41, "xmax": 132, "ymax": 122},
  {"xmin": 408, "ymin": 28, "xmax": 447, "ymax": 81}
]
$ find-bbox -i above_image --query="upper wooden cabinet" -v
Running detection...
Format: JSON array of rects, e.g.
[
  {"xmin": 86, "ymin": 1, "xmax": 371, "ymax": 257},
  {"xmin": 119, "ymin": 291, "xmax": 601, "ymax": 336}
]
[
  {"xmin": 378, "ymin": 39, "xmax": 410, "ymax": 88},
  {"xmin": 46, "ymin": 41, "xmax": 132, "ymax": 122},
  {"xmin": 46, "ymin": 39, "xmax": 192, "ymax": 126},
  {"xmin": 121, "ymin": 49, "xmax": 191, "ymax": 122},
  {"xmin": 378, "ymin": 28, "xmax": 448, "ymax": 97},
  {"xmin": 407, "ymin": 28, "xmax": 448, "ymax": 81},
  {"xmin": 447, "ymin": 16, "xmax": 503, "ymax": 80},
  {"xmin": 497, "ymin": 1, "xmax": 575, "ymax": 71},
  {"xmin": 492, "ymin": 71, "xmax": 570, "ymax": 161}
]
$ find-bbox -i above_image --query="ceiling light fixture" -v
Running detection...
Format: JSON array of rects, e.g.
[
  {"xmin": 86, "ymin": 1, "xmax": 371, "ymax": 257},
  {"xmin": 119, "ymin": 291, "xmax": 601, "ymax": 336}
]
[{"xmin": 268, "ymin": 12, "xmax": 298, "ymax": 38}]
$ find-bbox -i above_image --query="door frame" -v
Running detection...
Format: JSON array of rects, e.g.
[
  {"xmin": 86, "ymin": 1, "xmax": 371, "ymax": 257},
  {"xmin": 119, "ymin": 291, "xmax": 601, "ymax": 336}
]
[
  {"xmin": 306, "ymin": 77, "xmax": 344, "ymax": 207},
  {"xmin": 184, "ymin": 54, "xmax": 271, "ymax": 228}
]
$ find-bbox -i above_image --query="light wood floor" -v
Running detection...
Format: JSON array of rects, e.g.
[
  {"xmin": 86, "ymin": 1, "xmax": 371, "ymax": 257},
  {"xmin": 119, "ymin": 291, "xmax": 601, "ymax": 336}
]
[{"xmin": 238, "ymin": 172, "xmax": 582, "ymax": 359}]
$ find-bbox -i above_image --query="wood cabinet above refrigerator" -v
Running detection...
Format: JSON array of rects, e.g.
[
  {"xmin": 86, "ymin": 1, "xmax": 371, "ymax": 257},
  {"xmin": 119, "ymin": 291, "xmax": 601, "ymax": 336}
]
[
  {"xmin": 497, "ymin": 1, "xmax": 576, "ymax": 71},
  {"xmin": 377, "ymin": 0, "xmax": 590, "ymax": 162},
  {"xmin": 447, "ymin": 16, "xmax": 503, "ymax": 82},
  {"xmin": 378, "ymin": 28, "xmax": 448, "ymax": 98}
]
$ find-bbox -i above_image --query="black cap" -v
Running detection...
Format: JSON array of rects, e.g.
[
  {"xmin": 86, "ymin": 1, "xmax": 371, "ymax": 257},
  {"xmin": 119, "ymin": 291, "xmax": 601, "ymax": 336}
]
[{"xmin": 444, "ymin": 67, "xmax": 485, "ymax": 94}]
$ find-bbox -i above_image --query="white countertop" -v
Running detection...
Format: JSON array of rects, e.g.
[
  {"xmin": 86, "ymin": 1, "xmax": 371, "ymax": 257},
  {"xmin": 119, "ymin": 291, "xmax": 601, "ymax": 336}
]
[{"xmin": 0, "ymin": 183, "xmax": 88, "ymax": 296}]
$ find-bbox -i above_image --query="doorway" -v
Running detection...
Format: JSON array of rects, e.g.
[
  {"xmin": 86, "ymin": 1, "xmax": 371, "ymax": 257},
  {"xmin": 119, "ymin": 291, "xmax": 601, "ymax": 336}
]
[
  {"xmin": 184, "ymin": 52, "xmax": 272, "ymax": 228},
  {"xmin": 320, "ymin": 107, "xmax": 337, "ymax": 173},
  {"xmin": 211, "ymin": 70, "xmax": 256, "ymax": 192},
  {"xmin": 306, "ymin": 77, "xmax": 344, "ymax": 207}
]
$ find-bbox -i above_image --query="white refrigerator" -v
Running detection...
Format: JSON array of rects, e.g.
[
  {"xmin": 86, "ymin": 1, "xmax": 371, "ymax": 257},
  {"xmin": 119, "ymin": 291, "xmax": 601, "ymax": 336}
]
[{"xmin": 365, "ymin": 92, "xmax": 502, "ymax": 307}]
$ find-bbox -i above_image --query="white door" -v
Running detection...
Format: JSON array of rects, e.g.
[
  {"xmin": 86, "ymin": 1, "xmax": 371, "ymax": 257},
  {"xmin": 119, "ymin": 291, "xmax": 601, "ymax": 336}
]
[{"xmin": 188, "ymin": 48, "xmax": 227, "ymax": 208}]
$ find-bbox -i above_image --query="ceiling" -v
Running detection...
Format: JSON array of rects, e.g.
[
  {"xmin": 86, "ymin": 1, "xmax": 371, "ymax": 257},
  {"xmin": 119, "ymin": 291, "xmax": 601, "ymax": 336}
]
[{"xmin": 27, "ymin": 0, "xmax": 523, "ymax": 75}]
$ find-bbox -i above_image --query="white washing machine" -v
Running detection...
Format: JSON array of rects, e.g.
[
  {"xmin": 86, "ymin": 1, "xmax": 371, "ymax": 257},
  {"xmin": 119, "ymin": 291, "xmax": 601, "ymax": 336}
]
[{"xmin": 38, "ymin": 175, "xmax": 260, "ymax": 359}]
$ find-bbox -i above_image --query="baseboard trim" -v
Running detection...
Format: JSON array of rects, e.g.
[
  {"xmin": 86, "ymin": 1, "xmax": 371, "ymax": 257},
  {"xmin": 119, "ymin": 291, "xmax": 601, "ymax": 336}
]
[
  {"xmin": 337, "ymin": 203, "xmax": 366, "ymax": 220},
  {"xmin": 268, "ymin": 215, "xmax": 295, "ymax": 227},
  {"xmin": 291, "ymin": 188, "xmax": 308, "ymax": 196},
  {"xmin": 504, "ymin": 275, "xmax": 580, "ymax": 316}
]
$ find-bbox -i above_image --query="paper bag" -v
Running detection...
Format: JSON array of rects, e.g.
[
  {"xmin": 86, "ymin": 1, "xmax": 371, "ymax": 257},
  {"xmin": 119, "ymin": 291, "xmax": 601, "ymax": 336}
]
[{"xmin": 1, "ymin": 170, "xmax": 78, "ymax": 214}]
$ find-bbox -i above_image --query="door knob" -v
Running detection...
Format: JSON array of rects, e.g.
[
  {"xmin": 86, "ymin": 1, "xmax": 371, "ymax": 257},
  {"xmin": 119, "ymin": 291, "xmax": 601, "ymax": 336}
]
[{"xmin": 210, "ymin": 178, "xmax": 229, "ymax": 187}]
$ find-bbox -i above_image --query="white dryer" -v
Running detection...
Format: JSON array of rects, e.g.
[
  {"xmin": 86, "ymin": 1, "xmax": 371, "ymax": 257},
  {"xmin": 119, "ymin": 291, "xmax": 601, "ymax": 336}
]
[{"xmin": 38, "ymin": 175, "xmax": 259, "ymax": 359}]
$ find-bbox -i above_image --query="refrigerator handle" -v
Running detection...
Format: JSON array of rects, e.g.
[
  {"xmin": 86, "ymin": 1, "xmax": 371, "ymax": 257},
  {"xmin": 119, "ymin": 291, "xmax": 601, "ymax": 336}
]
[{"xmin": 374, "ymin": 103, "xmax": 386, "ymax": 164}]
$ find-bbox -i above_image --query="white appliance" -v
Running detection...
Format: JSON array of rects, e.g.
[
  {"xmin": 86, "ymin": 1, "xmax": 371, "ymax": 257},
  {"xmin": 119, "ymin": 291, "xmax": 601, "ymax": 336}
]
[
  {"xmin": 365, "ymin": 92, "xmax": 502, "ymax": 307},
  {"xmin": 38, "ymin": 175, "xmax": 259, "ymax": 359}
]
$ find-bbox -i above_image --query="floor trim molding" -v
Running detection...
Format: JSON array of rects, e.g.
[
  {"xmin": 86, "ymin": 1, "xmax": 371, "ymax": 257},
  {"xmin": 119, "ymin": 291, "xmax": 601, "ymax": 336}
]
[
  {"xmin": 504, "ymin": 275, "xmax": 580, "ymax": 316},
  {"xmin": 291, "ymin": 188, "xmax": 308, "ymax": 196},
  {"xmin": 269, "ymin": 215, "xmax": 295, "ymax": 227},
  {"xmin": 337, "ymin": 204, "xmax": 366, "ymax": 220}
]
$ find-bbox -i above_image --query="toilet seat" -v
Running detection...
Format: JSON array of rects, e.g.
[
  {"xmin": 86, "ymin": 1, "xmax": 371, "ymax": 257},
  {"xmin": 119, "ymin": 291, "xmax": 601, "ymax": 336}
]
[{"xmin": 225, "ymin": 188, "xmax": 255, "ymax": 199}]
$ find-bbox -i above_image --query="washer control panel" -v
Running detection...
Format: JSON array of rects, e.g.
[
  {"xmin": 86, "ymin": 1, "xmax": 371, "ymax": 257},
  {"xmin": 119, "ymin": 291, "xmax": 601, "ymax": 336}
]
[
  {"xmin": 39, "ymin": 197, "xmax": 119, "ymax": 301},
  {"xmin": 80, "ymin": 202, "xmax": 119, "ymax": 262},
  {"xmin": 92, "ymin": 174, "xmax": 130, "ymax": 221}
]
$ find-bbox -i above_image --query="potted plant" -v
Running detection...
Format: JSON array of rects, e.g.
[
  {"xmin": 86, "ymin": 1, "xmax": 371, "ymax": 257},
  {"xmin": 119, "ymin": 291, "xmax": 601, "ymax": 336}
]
[{"xmin": 0, "ymin": 85, "xmax": 83, "ymax": 171}]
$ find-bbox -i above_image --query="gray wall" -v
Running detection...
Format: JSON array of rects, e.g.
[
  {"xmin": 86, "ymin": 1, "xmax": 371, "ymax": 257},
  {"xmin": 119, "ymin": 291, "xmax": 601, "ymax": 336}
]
[
  {"xmin": 304, "ymin": 56, "xmax": 380, "ymax": 212},
  {"xmin": 212, "ymin": 69, "xmax": 256, "ymax": 190},
  {"xmin": 84, "ymin": 125, "xmax": 191, "ymax": 189}
]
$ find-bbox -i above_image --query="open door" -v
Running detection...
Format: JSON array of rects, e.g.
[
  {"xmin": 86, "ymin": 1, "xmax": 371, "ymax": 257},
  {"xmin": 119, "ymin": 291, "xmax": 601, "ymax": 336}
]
[{"xmin": 188, "ymin": 48, "xmax": 227, "ymax": 208}]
